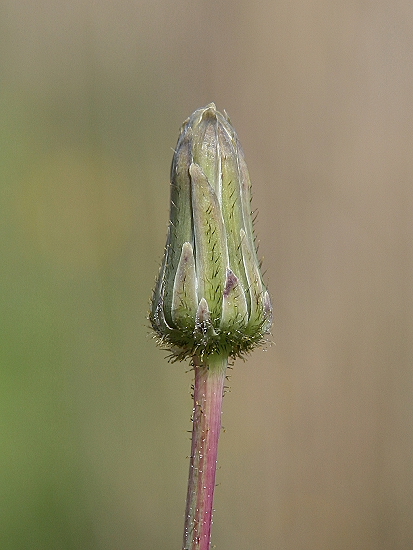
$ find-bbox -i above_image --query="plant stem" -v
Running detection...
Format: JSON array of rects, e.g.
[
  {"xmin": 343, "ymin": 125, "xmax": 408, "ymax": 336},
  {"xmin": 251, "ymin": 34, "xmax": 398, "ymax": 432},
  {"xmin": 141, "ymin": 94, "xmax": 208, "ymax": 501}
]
[{"xmin": 183, "ymin": 354, "xmax": 228, "ymax": 550}]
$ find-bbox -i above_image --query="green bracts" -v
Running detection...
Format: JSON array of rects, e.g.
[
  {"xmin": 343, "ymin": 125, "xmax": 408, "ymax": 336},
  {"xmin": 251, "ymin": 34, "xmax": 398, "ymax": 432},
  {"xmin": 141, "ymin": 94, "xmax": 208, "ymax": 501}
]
[{"xmin": 150, "ymin": 103, "xmax": 272, "ymax": 360}]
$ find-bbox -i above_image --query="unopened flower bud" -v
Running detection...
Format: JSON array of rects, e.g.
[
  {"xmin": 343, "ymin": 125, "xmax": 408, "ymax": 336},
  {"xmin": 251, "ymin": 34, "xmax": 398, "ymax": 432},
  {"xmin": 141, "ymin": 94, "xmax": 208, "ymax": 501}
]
[{"xmin": 150, "ymin": 103, "xmax": 272, "ymax": 360}]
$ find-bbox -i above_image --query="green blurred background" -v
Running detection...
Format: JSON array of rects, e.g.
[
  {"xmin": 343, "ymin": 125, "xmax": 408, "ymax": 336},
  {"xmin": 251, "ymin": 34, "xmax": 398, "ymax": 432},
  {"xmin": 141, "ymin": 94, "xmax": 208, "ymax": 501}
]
[{"xmin": 1, "ymin": 1, "xmax": 412, "ymax": 549}]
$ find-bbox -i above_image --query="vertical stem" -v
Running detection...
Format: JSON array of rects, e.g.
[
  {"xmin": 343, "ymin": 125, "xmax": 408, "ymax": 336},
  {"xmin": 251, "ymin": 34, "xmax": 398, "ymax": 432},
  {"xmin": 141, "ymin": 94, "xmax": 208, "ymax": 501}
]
[{"xmin": 183, "ymin": 354, "xmax": 228, "ymax": 550}]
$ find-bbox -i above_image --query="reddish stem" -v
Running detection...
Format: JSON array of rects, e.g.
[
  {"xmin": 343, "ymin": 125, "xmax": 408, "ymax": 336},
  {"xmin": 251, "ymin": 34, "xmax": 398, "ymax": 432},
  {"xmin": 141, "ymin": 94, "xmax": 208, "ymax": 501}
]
[{"xmin": 182, "ymin": 354, "xmax": 227, "ymax": 550}]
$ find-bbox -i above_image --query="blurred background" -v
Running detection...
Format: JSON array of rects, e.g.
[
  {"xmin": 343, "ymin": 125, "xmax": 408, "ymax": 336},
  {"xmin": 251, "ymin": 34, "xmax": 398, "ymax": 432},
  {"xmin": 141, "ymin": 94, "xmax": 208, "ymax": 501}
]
[{"xmin": 1, "ymin": 1, "xmax": 412, "ymax": 549}]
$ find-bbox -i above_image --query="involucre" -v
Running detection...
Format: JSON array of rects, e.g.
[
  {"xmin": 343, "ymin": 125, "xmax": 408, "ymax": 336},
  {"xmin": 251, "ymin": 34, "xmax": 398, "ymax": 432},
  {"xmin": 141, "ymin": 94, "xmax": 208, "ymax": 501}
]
[{"xmin": 150, "ymin": 103, "xmax": 272, "ymax": 361}]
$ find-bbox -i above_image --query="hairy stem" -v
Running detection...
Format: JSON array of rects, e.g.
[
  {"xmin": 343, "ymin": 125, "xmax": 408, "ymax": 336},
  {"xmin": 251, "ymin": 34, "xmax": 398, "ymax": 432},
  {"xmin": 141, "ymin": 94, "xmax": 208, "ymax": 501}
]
[{"xmin": 183, "ymin": 354, "xmax": 228, "ymax": 550}]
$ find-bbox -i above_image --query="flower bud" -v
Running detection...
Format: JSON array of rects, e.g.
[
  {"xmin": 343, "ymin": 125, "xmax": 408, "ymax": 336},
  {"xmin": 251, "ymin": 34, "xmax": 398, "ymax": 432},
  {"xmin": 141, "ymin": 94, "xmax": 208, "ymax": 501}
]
[{"xmin": 150, "ymin": 103, "xmax": 272, "ymax": 360}]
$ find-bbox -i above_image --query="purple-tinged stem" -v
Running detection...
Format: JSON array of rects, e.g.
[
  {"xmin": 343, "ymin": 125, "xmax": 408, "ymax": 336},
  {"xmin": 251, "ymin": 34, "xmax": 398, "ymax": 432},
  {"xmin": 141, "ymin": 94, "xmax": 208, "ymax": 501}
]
[{"xmin": 183, "ymin": 354, "xmax": 227, "ymax": 550}]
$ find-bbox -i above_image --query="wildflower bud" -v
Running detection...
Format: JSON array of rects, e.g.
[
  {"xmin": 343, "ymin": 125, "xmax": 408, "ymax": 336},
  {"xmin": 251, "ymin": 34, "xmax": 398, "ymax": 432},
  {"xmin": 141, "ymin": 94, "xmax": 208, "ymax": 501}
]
[{"xmin": 150, "ymin": 103, "xmax": 272, "ymax": 361}]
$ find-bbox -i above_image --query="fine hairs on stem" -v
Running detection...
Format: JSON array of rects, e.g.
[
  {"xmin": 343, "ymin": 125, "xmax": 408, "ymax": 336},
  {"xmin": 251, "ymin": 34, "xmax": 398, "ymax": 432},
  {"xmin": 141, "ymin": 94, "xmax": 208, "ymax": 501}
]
[{"xmin": 183, "ymin": 355, "xmax": 227, "ymax": 550}]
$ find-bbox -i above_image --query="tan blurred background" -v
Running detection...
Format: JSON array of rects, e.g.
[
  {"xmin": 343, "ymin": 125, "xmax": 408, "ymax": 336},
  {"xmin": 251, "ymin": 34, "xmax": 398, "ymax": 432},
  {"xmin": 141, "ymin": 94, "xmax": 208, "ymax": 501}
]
[{"xmin": 1, "ymin": 1, "xmax": 412, "ymax": 549}]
